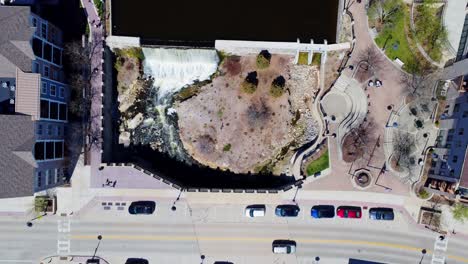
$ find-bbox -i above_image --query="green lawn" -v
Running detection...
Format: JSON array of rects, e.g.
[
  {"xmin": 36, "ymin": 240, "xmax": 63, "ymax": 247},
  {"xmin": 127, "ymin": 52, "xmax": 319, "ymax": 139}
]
[
  {"xmin": 298, "ymin": 52, "xmax": 308, "ymax": 65},
  {"xmin": 305, "ymin": 149, "xmax": 329, "ymax": 176},
  {"xmin": 374, "ymin": 6, "xmax": 416, "ymax": 70}
]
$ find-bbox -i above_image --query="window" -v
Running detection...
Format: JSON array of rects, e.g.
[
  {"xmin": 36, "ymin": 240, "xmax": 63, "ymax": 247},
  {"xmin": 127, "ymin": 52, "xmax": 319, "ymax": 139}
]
[
  {"xmin": 43, "ymin": 43, "xmax": 52, "ymax": 62},
  {"xmin": 50, "ymin": 85, "xmax": 56, "ymax": 96},
  {"xmin": 41, "ymin": 22, "xmax": 47, "ymax": 39},
  {"xmin": 36, "ymin": 171, "xmax": 42, "ymax": 187},
  {"xmin": 453, "ymin": 156, "xmax": 458, "ymax": 163},
  {"xmin": 441, "ymin": 162, "xmax": 447, "ymax": 169},
  {"xmin": 453, "ymin": 104, "xmax": 460, "ymax": 113},
  {"xmin": 40, "ymin": 99, "xmax": 67, "ymax": 121},
  {"xmin": 459, "ymin": 128, "xmax": 464, "ymax": 135},
  {"xmin": 41, "ymin": 82, "xmax": 47, "ymax": 94},
  {"xmin": 447, "ymin": 135, "xmax": 453, "ymax": 142},
  {"xmin": 33, "ymin": 62, "xmax": 39, "ymax": 73},
  {"xmin": 34, "ymin": 140, "xmax": 64, "ymax": 161},
  {"xmin": 446, "ymin": 144, "xmax": 451, "ymax": 149},
  {"xmin": 47, "ymin": 124, "xmax": 52, "ymax": 135},
  {"xmin": 53, "ymin": 48, "xmax": 61, "ymax": 65},
  {"xmin": 463, "ymin": 111, "xmax": 468, "ymax": 118},
  {"xmin": 43, "ymin": 65, "xmax": 49, "ymax": 78},
  {"xmin": 37, "ymin": 124, "xmax": 43, "ymax": 135},
  {"xmin": 53, "ymin": 70, "xmax": 58, "ymax": 81},
  {"xmin": 32, "ymin": 17, "xmax": 37, "ymax": 27},
  {"xmin": 59, "ymin": 87, "xmax": 65, "ymax": 98},
  {"xmin": 55, "ymin": 125, "xmax": 60, "ymax": 136},
  {"xmin": 448, "ymin": 129, "xmax": 455, "ymax": 134}
]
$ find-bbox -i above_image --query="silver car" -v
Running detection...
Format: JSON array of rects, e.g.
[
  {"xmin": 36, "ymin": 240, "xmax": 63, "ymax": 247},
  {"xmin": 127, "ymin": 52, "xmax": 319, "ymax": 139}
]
[{"xmin": 245, "ymin": 205, "xmax": 266, "ymax": 217}]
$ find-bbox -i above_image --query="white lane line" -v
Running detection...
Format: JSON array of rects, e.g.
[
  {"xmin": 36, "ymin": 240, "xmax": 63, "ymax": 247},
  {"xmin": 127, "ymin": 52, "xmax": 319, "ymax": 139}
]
[{"xmin": 0, "ymin": 261, "xmax": 33, "ymax": 263}]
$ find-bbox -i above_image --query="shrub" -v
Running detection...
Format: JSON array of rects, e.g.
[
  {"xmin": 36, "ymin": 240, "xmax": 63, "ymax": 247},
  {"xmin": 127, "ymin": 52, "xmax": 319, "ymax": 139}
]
[
  {"xmin": 418, "ymin": 188, "xmax": 430, "ymax": 199},
  {"xmin": 270, "ymin": 76, "xmax": 286, "ymax": 97},
  {"xmin": 452, "ymin": 203, "xmax": 468, "ymax": 223},
  {"xmin": 241, "ymin": 71, "xmax": 258, "ymax": 94},
  {"xmin": 256, "ymin": 50, "xmax": 271, "ymax": 69},
  {"xmin": 223, "ymin": 144, "xmax": 232, "ymax": 152}
]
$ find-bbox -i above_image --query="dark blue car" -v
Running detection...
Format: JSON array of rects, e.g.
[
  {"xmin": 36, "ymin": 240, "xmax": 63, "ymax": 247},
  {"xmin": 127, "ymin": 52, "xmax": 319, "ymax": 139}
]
[
  {"xmin": 311, "ymin": 205, "xmax": 335, "ymax": 218},
  {"xmin": 128, "ymin": 201, "xmax": 156, "ymax": 215},
  {"xmin": 275, "ymin": 205, "xmax": 300, "ymax": 217},
  {"xmin": 369, "ymin": 207, "xmax": 394, "ymax": 220}
]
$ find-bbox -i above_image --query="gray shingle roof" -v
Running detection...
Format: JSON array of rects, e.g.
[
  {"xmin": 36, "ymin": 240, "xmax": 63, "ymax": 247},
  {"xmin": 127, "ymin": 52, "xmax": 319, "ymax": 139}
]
[
  {"xmin": 0, "ymin": 114, "xmax": 36, "ymax": 198},
  {"xmin": 0, "ymin": 6, "xmax": 35, "ymax": 73}
]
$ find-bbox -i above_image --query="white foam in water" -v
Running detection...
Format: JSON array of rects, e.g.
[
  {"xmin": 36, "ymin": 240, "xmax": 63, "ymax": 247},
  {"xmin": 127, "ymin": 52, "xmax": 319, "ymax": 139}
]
[{"xmin": 142, "ymin": 48, "xmax": 219, "ymax": 99}]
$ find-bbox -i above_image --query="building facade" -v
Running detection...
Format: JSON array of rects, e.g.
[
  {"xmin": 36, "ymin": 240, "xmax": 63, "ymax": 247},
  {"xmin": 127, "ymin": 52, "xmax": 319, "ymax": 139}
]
[{"xmin": 0, "ymin": 5, "xmax": 68, "ymax": 198}]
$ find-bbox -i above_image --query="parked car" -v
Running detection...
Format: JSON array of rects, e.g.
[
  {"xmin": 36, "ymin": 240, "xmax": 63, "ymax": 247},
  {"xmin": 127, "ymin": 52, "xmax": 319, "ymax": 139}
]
[
  {"xmin": 369, "ymin": 207, "xmax": 394, "ymax": 220},
  {"xmin": 245, "ymin": 205, "xmax": 266, "ymax": 217},
  {"xmin": 336, "ymin": 206, "xmax": 362, "ymax": 218},
  {"xmin": 272, "ymin": 240, "xmax": 296, "ymax": 254},
  {"xmin": 213, "ymin": 262, "xmax": 234, "ymax": 264},
  {"xmin": 275, "ymin": 205, "xmax": 300, "ymax": 217},
  {"xmin": 311, "ymin": 205, "xmax": 335, "ymax": 218},
  {"xmin": 125, "ymin": 258, "xmax": 149, "ymax": 264},
  {"xmin": 128, "ymin": 201, "xmax": 156, "ymax": 215}
]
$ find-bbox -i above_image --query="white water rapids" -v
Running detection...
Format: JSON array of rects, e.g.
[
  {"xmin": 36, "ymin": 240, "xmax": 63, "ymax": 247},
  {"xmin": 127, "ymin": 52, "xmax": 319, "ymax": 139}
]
[{"xmin": 137, "ymin": 48, "xmax": 219, "ymax": 160}]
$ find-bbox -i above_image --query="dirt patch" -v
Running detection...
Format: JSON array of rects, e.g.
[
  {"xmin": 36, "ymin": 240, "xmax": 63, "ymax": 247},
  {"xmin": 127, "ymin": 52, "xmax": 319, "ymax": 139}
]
[
  {"xmin": 324, "ymin": 51, "xmax": 344, "ymax": 90},
  {"xmin": 176, "ymin": 54, "xmax": 319, "ymax": 174}
]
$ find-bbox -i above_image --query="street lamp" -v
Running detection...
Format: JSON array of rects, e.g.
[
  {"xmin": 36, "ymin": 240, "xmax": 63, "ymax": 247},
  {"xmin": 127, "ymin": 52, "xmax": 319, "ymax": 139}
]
[
  {"xmin": 292, "ymin": 185, "xmax": 302, "ymax": 203},
  {"xmin": 26, "ymin": 212, "xmax": 47, "ymax": 227},
  {"xmin": 200, "ymin": 254, "xmax": 205, "ymax": 264},
  {"xmin": 419, "ymin": 248, "xmax": 427, "ymax": 264},
  {"xmin": 92, "ymin": 235, "xmax": 103, "ymax": 260},
  {"xmin": 171, "ymin": 188, "xmax": 184, "ymax": 211},
  {"xmin": 315, "ymin": 256, "xmax": 320, "ymax": 263}
]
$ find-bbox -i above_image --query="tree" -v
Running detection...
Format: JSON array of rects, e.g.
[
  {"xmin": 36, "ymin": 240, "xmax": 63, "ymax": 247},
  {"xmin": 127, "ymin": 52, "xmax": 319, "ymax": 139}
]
[
  {"xmin": 242, "ymin": 71, "xmax": 259, "ymax": 94},
  {"xmin": 356, "ymin": 45, "xmax": 384, "ymax": 73},
  {"xmin": 270, "ymin": 75, "xmax": 286, "ymax": 97},
  {"xmin": 392, "ymin": 131, "xmax": 416, "ymax": 172},
  {"xmin": 256, "ymin": 50, "xmax": 271, "ymax": 69},
  {"xmin": 343, "ymin": 118, "xmax": 377, "ymax": 162},
  {"xmin": 452, "ymin": 203, "xmax": 468, "ymax": 223},
  {"xmin": 400, "ymin": 58, "xmax": 434, "ymax": 97},
  {"xmin": 368, "ymin": 0, "xmax": 404, "ymax": 29}
]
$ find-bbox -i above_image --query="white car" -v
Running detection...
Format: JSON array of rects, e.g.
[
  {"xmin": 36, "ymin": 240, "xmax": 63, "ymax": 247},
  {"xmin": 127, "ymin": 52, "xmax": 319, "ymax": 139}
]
[
  {"xmin": 244, "ymin": 205, "xmax": 266, "ymax": 217},
  {"xmin": 272, "ymin": 240, "xmax": 296, "ymax": 254}
]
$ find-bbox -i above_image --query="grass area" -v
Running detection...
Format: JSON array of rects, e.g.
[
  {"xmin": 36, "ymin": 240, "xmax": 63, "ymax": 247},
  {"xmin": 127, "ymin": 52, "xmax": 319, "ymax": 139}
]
[
  {"xmin": 374, "ymin": 5, "xmax": 416, "ymax": 70},
  {"xmin": 270, "ymin": 84, "xmax": 285, "ymax": 97},
  {"xmin": 298, "ymin": 52, "xmax": 309, "ymax": 65},
  {"xmin": 305, "ymin": 149, "xmax": 329, "ymax": 176},
  {"xmin": 312, "ymin": 53, "xmax": 321, "ymax": 66},
  {"xmin": 418, "ymin": 188, "xmax": 431, "ymax": 199},
  {"xmin": 414, "ymin": 1, "xmax": 446, "ymax": 62},
  {"xmin": 93, "ymin": 0, "xmax": 104, "ymax": 19}
]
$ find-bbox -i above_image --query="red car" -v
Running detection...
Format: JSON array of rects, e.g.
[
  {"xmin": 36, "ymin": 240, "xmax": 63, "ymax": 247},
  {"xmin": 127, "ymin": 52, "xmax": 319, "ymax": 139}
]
[{"xmin": 337, "ymin": 206, "xmax": 362, "ymax": 218}]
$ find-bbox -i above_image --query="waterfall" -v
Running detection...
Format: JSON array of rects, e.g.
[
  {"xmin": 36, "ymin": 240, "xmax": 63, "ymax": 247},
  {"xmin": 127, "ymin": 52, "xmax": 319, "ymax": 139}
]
[
  {"xmin": 135, "ymin": 48, "xmax": 219, "ymax": 161},
  {"xmin": 142, "ymin": 48, "xmax": 219, "ymax": 100}
]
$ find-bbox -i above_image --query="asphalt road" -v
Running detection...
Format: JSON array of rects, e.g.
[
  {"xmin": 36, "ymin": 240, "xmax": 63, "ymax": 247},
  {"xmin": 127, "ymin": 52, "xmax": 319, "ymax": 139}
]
[{"xmin": 1, "ymin": 201, "xmax": 467, "ymax": 264}]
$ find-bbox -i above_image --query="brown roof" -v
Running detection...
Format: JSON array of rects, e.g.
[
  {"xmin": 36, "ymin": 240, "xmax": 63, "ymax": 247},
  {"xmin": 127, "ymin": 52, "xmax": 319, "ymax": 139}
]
[
  {"xmin": 0, "ymin": 114, "xmax": 35, "ymax": 199},
  {"xmin": 15, "ymin": 69, "xmax": 40, "ymax": 120},
  {"xmin": 459, "ymin": 148, "xmax": 468, "ymax": 188}
]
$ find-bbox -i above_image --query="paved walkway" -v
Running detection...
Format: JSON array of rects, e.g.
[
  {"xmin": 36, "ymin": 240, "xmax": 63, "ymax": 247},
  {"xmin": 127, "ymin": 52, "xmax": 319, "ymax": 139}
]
[{"xmin": 81, "ymin": 0, "xmax": 104, "ymax": 181}]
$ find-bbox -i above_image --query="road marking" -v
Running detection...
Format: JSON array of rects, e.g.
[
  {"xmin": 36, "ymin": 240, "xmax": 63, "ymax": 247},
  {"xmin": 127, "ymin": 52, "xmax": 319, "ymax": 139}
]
[{"xmin": 0, "ymin": 261, "xmax": 33, "ymax": 263}]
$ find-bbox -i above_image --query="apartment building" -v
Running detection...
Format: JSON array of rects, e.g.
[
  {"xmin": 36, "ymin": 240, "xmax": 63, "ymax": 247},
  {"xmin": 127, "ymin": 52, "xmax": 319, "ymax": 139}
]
[{"xmin": 0, "ymin": 5, "xmax": 68, "ymax": 198}]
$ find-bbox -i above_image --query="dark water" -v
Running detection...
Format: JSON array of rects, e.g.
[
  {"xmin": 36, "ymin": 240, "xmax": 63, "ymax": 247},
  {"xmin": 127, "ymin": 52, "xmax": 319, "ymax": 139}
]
[{"xmin": 111, "ymin": 0, "xmax": 339, "ymax": 46}]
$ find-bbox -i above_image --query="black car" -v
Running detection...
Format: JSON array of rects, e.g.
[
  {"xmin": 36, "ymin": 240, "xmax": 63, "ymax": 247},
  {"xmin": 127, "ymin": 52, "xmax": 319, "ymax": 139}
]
[
  {"xmin": 311, "ymin": 205, "xmax": 335, "ymax": 218},
  {"xmin": 369, "ymin": 207, "xmax": 394, "ymax": 220},
  {"xmin": 128, "ymin": 201, "xmax": 156, "ymax": 215},
  {"xmin": 125, "ymin": 258, "xmax": 149, "ymax": 264},
  {"xmin": 275, "ymin": 205, "xmax": 300, "ymax": 217}
]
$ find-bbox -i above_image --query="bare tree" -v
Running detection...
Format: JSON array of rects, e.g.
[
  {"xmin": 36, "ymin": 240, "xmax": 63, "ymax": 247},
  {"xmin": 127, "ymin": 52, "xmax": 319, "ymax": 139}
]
[
  {"xmin": 368, "ymin": 0, "xmax": 404, "ymax": 28},
  {"xmin": 400, "ymin": 58, "xmax": 436, "ymax": 97},
  {"xmin": 392, "ymin": 131, "xmax": 416, "ymax": 171},
  {"xmin": 343, "ymin": 118, "xmax": 377, "ymax": 162},
  {"xmin": 356, "ymin": 45, "xmax": 384, "ymax": 73}
]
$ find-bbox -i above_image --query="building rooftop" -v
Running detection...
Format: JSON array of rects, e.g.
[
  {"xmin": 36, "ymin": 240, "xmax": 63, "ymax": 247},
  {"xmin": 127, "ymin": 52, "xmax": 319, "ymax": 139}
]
[
  {"xmin": 0, "ymin": 5, "xmax": 35, "ymax": 74},
  {"xmin": 0, "ymin": 114, "xmax": 35, "ymax": 199}
]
